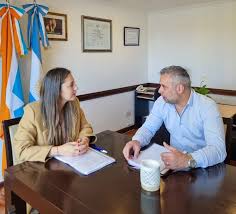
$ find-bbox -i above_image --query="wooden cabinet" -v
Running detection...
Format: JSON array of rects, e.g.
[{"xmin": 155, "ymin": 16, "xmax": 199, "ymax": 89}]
[{"xmin": 135, "ymin": 87, "xmax": 170, "ymax": 144}]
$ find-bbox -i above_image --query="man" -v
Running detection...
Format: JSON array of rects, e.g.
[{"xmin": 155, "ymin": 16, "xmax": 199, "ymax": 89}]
[{"xmin": 123, "ymin": 66, "xmax": 226, "ymax": 170}]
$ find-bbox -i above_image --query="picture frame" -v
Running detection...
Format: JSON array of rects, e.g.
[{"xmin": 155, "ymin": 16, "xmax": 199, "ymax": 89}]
[
  {"xmin": 44, "ymin": 12, "xmax": 68, "ymax": 41},
  {"xmin": 81, "ymin": 15, "xmax": 112, "ymax": 52},
  {"xmin": 124, "ymin": 27, "xmax": 140, "ymax": 46}
]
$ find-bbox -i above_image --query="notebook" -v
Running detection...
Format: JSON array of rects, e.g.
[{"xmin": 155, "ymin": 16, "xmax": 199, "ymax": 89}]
[
  {"xmin": 55, "ymin": 148, "xmax": 115, "ymax": 175},
  {"xmin": 128, "ymin": 143, "xmax": 170, "ymax": 175}
]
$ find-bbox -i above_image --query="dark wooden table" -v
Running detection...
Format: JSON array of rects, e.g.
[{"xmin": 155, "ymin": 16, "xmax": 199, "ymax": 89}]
[{"xmin": 4, "ymin": 130, "xmax": 236, "ymax": 214}]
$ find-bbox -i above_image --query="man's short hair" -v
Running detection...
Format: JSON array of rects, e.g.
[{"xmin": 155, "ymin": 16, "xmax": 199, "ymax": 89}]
[{"xmin": 160, "ymin": 65, "xmax": 191, "ymax": 88}]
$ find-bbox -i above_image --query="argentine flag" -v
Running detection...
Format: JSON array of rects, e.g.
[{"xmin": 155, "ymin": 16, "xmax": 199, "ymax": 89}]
[{"xmin": 23, "ymin": 3, "xmax": 49, "ymax": 102}]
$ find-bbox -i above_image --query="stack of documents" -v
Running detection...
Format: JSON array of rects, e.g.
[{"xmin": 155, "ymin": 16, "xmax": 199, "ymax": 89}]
[
  {"xmin": 55, "ymin": 148, "xmax": 115, "ymax": 175},
  {"xmin": 128, "ymin": 143, "xmax": 169, "ymax": 175}
]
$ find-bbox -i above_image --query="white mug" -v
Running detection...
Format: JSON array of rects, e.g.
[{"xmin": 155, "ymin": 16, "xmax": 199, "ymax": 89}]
[{"xmin": 140, "ymin": 159, "xmax": 160, "ymax": 192}]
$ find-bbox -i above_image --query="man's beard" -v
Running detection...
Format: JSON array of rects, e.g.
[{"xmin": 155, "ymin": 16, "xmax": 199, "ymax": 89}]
[{"xmin": 162, "ymin": 96, "xmax": 177, "ymax": 104}]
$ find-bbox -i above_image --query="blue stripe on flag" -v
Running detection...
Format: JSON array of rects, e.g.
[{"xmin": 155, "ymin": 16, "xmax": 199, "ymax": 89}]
[
  {"xmin": 38, "ymin": 18, "xmax": 49, "ymax": 47},
  {"xmin": 11, "ymin": 5, "xmax": 25, "ymax": 16},
  {"xmin": 13, "ymin": 106, "xmax": 24, "ymax": 118},
  {"xmin": 12, "ymin": 67, "xmax": 24, "ymax": 118},
  {"xmin": 37, "ymin": 5, "xmax": 49, "ymax": 16},
  {"xmin": 22, "ymin": 3, "xmax": 32, "ymax": 8},
  {"xmin": 27, "ymin": 13, "xmax": 33, "ymax": 47},
  {"xmin": 0, "ymin": 4, "xmax": 7, "ymax": 9},
  {"xmin": 13, "ymin": 67, "xmax": 24, "ymax": 102},
  {"xmin": 32, "ymin": 14, "xmax": 42, "ymax": 62},
  {"xmin": 29, "ymin": 92, "xmax": 36, "ymax": 102}
]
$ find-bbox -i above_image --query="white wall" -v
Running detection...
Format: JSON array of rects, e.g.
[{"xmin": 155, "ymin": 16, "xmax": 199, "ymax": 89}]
[
  {"xmin": 148, "ymin": 1, "xmax": 236, "ymax": 90},
  {"xmin": 80, "ymin": 92, "xmax": 134, "ymax": 133},
  {"xmin": 14, "ymin": 0, "xmax": 148, "ymax": 133},
  {"xmin": 209, "ymin": 94, "xmax": 236, "ymax": 105}
]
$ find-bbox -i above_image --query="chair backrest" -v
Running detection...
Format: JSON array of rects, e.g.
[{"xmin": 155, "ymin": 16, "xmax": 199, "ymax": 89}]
[
  {"xmin": 223, "ymin": 117, "xmax": 233, "ymax": 164},
  {"xmin": 2, "ymin": 117, "xmax": 21, "ymax": 167}
]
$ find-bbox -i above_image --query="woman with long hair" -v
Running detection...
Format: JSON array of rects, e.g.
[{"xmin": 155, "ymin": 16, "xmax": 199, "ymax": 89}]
[{"xmin": 14, "ymin": 67, "xmax": 96, "ymax": 163}]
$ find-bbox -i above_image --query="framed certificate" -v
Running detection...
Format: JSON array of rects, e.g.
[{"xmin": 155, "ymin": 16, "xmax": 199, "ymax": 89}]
[
  {"xmin": 124, "ymin": 27, "xmax": 140, "ymax": 46},
  {"xmin": 81, "ymin": 15, "xmax": 112, "ymax": 52}
]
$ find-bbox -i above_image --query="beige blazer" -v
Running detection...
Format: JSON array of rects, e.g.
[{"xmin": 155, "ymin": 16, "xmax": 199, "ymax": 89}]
[{"xmin": 14, "ymin": 98, "xmax": 96, "ymax": 164}]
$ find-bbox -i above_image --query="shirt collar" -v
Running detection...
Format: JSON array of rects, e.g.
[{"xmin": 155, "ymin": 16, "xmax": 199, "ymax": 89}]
[{"xmin": 186, "ymin": 89, "xmax": 194, "ymax": 107}]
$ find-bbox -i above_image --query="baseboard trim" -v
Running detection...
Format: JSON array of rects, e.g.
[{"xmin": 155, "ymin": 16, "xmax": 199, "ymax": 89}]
[{"xmin": 117, "ymin": 125, "xmax": 136, "ymax": 133}]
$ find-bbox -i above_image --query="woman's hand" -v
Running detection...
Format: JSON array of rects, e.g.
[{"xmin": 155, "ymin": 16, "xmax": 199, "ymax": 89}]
[
  {"xmin": 58, "ymin": 142, "xmax": 82, "ymax": 156},
  {"xmin": 49, "ymin": 137, "xmax": 90, "ymax": 157},
  {"xmin": 76, "ymin": 136, "xmax": 90, "ymax": 154},
  {"xmin": 59, "ymin": 137, "xmax": 90, "ymax": 156}
]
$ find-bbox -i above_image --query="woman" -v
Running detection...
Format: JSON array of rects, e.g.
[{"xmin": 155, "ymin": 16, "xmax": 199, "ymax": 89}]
[{"xmin": 14, "ymin": 67, "xmax": 96, "ymax": 163}]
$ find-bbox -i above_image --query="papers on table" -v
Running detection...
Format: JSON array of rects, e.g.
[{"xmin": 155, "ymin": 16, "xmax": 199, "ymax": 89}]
[
  {"xmin": 55, "ymin": 148, "xmax": 115, "ymax": 175},
  {"xmin": 128, "ymin": 143, "xmax": 169, "ymax": 175}
]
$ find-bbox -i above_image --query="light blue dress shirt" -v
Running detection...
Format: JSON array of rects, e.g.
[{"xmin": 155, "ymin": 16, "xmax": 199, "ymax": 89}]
[{"xmin": 133, "ymin": 90, "xmax": 226, "ymax": 168}]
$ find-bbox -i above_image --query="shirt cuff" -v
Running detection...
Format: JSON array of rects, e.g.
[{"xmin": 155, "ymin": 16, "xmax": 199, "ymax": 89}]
[
  {"xmin": 191, "ymin": 151, "xmax": 205, "ymax": 168},
  {"xmin": 132, "ymin": 135, "xmax": 147, "ymax": 147}
]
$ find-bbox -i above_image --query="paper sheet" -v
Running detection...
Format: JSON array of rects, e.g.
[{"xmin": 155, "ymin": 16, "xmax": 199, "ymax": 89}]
[
  {"xmin": 55, "ymin": 148, "xmax": 115, "ymax": 175},
  {"xmin": 128, "ymin": 143, "xmax": 169, "ymax": 175}
]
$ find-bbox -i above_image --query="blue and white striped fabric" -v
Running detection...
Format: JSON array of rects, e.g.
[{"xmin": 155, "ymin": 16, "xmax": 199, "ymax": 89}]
[{"xmin": 23, "ymin": 3, "xmax": 49, "ymax": 102}]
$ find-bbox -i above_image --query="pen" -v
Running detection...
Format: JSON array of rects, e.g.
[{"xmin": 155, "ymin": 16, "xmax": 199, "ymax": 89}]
[{"xmin": 90, "ymin": 144, "xmax": 108, "ymax": 154}]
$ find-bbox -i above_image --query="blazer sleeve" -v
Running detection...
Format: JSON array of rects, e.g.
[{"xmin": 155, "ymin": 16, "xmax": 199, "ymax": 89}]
[
  {"xmin": 76, "ymin": 101, "xmax": 97, "ymax": 144},
  {"xmin": 14, "ymin": 105, "xmax": 53, "ymax": 163}
]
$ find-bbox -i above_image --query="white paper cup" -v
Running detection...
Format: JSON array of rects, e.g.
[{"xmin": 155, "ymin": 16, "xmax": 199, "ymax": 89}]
[{"xmin": 140, "ymin": 159, "xmax": 160, "ymax": 192}]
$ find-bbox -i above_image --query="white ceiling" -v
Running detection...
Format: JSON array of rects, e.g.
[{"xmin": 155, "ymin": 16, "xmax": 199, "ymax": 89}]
[{"xmin": 92, "ymin": 0, "xmax": 232, "ymax": 11}]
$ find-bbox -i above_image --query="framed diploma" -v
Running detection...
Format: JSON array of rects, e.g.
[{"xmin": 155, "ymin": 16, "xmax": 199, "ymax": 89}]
[
  {"xmin": 124, "ymin": 27, "xmax": 140, "ymax": 46},
  {"xmin": 81, "ymin": 15, "xmax": 112, "ymax": 52}
]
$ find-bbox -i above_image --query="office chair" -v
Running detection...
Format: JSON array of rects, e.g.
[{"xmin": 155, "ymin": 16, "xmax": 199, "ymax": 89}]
[
  {"xmin": 223, "ymin": 117, "xmax": 233, "ymax": 164},
  {"xmin": 2, "ymin": 117, "xmax": 21, "ymax": 167}
]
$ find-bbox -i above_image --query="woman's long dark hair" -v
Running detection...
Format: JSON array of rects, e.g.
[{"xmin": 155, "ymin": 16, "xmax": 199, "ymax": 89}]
[{"xmin": 40, "ymin": 68, "xmax": 76, "ymax": 145}]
